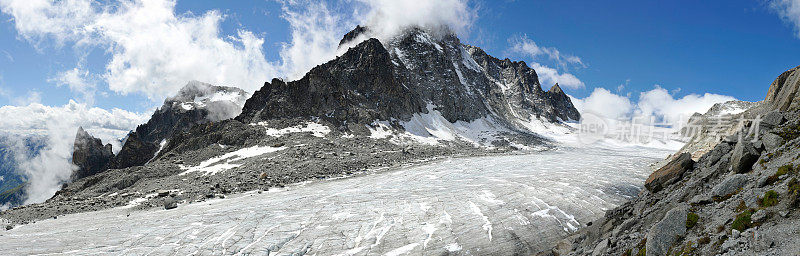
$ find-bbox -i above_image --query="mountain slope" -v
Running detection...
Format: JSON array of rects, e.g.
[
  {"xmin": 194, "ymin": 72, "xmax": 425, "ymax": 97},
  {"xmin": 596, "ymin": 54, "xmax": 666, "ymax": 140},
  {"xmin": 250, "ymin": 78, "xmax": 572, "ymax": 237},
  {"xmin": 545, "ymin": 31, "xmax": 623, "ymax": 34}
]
[{"xmin": 549, "ymin": 65, "xmax": 800, "ymax": 256}]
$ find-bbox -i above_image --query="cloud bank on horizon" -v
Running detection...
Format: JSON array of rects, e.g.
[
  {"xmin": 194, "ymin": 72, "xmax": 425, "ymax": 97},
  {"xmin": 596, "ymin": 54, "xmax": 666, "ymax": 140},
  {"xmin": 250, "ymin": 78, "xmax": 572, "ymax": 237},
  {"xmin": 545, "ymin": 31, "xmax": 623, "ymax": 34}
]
[{"xmin": 570, "ymin": 86, "xmax": 737, "ymax": 130}]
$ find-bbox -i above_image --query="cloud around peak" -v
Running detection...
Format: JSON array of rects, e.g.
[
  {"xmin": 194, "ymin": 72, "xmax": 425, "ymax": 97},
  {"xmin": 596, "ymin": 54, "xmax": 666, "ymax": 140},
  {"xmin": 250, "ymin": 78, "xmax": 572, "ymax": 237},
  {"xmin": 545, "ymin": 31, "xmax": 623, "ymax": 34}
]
[{"xmin": 354, "ymin": 0, "xmax": 477, "ymax": 40}]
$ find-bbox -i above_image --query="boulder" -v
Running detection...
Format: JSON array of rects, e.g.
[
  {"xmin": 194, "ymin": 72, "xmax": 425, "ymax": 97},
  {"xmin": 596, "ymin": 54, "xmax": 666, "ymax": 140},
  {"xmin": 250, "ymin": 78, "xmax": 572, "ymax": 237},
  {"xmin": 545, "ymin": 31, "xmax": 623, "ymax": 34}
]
[
  {"xmin": 164, "ymin": 198, "xmax": 178, "ymax": 210},
  {"xmin": 761, "ymin": 133, "xmax": 785, "ymax": 152},
  {"xmin": 646, "ymin": 205, "xmax": 688, "ymax": 256},
  {"xmin": 645, "ymin": 153, "xmax": 695, "ymax": 192},
  {"xmin": 702, "ymin": 142, "xmax": 732, "ymax": 167},
  {"xmin": 730, "ymin": 140, "xmax": 759, "ymax": 173},
  {"xmin": 761, "ymin": 111, "xmax": 786, "ymax": 128},
  {"xmin": 711, "ymin": 174, "xmax": 749, "ymax": 199},
  {"xmin": 591, "ymin": 238, "xmax": 609, "ymax": 256}
]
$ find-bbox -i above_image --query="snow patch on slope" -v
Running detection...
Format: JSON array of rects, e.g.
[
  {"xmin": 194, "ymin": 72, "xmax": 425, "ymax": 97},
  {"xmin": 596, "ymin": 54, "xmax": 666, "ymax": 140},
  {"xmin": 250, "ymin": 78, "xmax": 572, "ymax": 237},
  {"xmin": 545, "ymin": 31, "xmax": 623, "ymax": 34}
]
[
  {"xmin": 179, "ymin": 145, "xmax": 286, "ymax": 176},
  {"xmin": 252, "ymin": 122, "xmax": 331, "ymax": 138},
  {"xmin": 366, "ymin": 104, "xmax": 516, "ymax": 147}
]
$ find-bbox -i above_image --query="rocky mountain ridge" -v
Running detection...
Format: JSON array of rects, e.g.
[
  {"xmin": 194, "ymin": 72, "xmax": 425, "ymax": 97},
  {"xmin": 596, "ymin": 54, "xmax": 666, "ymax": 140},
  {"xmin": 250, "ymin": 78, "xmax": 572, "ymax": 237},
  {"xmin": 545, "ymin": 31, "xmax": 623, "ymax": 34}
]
[
  {"xmin": 546, "ymin": 65, "xmax": 800, "ymax": 256},
  {"xmin": 70, "ymin": 81, "xmax": 249, "ymax": 180},
  {"xmin": 238, "ymin": 26, "xmax": 579, "ymax": 134}
]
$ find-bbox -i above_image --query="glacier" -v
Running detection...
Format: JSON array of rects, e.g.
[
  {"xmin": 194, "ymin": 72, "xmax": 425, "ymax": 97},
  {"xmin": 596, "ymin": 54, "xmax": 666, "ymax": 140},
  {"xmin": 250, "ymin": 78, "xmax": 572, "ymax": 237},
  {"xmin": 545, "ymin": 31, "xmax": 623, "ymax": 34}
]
[{"xmin": 0, "ymin": 145, "xmax": 670, "ymax": 255}]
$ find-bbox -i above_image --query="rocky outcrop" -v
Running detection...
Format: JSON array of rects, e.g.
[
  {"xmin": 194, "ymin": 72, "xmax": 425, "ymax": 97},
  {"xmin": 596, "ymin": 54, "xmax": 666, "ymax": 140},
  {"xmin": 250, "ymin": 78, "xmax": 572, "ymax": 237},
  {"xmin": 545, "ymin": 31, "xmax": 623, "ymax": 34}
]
[
  {"xmin": 546, "ymin": 84, "xmax": 581, "ymax": 121},
  {"xmin": 338, "ymin": 25, "xmax": 369, "ymax": 47},
  {"xmin": 108, "ymin": 132, "xmax": 159, "ymax": 170},
  {"xmin": 236, "ymin": 38, "xmax": 423, "ymax": 125},
  {"xmin": 71, "ymin": 127, "xmax": 113, "ymax": 180},
  {"xmin": 764, "ymin": 65, "xmax": 800, "ymax": 111},
  {"xmin": 730, "ymin": 140, "xmax": 760, "ymax": 173},
  {"xmin": 644, "ymin": 153, "xmax": 694, "ymax": 192},
  {"xmin": 109, "ymin": 82, "xmax": 247, "ymax": 170}
]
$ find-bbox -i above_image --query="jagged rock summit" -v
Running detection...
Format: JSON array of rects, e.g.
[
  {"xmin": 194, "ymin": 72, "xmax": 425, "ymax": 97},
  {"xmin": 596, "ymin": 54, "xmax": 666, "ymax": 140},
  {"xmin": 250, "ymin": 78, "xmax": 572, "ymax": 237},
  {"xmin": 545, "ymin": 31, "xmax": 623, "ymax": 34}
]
[
  {"xmin": 71, "ymin": 127, "xmax": 113, "ymax": 180},
  {"xmin": 238, "ymin": 26, "xmax": 580, "ymax": 134}
]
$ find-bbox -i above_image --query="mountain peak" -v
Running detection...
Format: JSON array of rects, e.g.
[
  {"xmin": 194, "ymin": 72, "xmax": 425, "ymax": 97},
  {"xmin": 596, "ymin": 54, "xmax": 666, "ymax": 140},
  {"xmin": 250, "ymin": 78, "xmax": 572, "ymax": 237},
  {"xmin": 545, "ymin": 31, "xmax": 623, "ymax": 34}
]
[
  {"xmin": 338, "ymin": 25, "xmax": 369, "ymax": 48},
  {"xmin": 549, "ymin": 83, "xmax": 564, "ymax": 95}
]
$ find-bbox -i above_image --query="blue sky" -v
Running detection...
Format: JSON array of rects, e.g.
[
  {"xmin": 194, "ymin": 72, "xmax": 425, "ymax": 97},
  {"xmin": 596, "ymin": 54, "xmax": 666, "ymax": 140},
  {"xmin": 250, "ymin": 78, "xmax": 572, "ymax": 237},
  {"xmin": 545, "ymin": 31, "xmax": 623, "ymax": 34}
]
[{"xmin": 0, "ymin": 0, "xmax": 798, "ymax": 114}]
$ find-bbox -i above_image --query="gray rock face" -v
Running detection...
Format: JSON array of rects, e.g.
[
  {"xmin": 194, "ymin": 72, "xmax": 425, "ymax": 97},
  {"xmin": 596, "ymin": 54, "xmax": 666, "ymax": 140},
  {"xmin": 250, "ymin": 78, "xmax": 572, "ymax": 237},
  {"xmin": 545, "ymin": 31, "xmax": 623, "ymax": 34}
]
[
  {"xmin": 111, "ymin": 82, "xmax": 247, "ymax": 170},
  {"xmin": 711, "ymin": 174, "xmax": 749, "ymax": 199},
  {"xmin": 764, "ymin": 65, "xmax": 800, "ymax": 111},
  {"xmin": 645, "ymin": 205, "xmax": 687, "ymax": 256},
  {"xmin": 730, "ymin": 140, "xmax": 759, "ymax": 173},
  {"xmin": 591, "ymin": 238, "xmax": 608, "ymax": 256},
  {"xmin": 761, "ymin": 133, "xmax": 784, "ymax": 152},
  {"xmin": 701, "ymin": 142, "xmax": 732, "ymax": 167},
  {"xmin": 236, "ymin": 38, "xmax": 423, "ymax": 125},
  {"xmin": 761, "ymin": 111, "xmax": 786, "ymax": 128},
  {"xmin": 237, "ymin": 26, "xmax": 580, "ymax": 129},
  {"xmin": 71, "ymin": 127, "xmax": 113, "ymax": 180}
]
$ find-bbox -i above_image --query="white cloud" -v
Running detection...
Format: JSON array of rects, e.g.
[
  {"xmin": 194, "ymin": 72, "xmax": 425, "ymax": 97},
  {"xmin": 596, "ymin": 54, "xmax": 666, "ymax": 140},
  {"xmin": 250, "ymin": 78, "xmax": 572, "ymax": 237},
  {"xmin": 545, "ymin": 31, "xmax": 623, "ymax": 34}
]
[
  {"xmin": 10, "ymin": 90, "xmax": 41, "ymax": 106},
  {"xmin": 94, "ymin": 0, "xmax": 276, "ymax": 99},
  {"xmin": 354, "ymin": 0, "xmax": 477, "ymax": 40},
  {"xmin": 616, "ymin": 79, "xmax": 630, "ymax": 93},
  {"xmin": 572, "ymin": 86, "xmax": 736, "ymax": 128},
  {"xmin": 635, "ymin": 86, "xmax": 736, "ymax": 126},
  {"xmin": 1, "ymin": 0, "xmax": 277, "ymax": 100},
  {"xmin": 769, "ymin": 0, "xmax": 800, "ymax": 38},
  {"xmin": 0, "ymin": 100, "xmax": 148, "ymax": 144},
  {"xmin": 530, "ymin": 63, "xmax": 585, "ymax": 90},
  {"xmin": 507, "ymin": 35, "xmax": 585, "ymax": 89},
  {"xmin": 0, "ymin": 101, "xmax": 148, "ymax": 204},
  {"xmin": 278, "ymin": 0, "xmax": 351, "ymax": 80},
  {"xmin": 571, "ymin": 87, "xmax": 633, "ymax": 121},
  {"xmin": 50, "ymin": 67, "xmax": 96, "ymax": 104},
  {"xmin": 508, "ymin": 34, "xmax": 584, "ymax": 68},
  {"xmin": 0, "ymin": 0, "xmax": 96, "ymax": 46}
]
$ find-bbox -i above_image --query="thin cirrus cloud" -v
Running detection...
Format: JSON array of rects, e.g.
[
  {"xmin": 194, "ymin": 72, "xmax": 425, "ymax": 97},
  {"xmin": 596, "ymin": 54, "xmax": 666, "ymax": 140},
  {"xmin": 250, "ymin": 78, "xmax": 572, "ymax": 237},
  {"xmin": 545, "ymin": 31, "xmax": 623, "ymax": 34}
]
[
  {"xmin": 506, "ymin": 34, "xmax": 586, "ymax": 90},
  {"xmin": 769, "ymin": 0, "xmax": 800, "ymax": 38}
]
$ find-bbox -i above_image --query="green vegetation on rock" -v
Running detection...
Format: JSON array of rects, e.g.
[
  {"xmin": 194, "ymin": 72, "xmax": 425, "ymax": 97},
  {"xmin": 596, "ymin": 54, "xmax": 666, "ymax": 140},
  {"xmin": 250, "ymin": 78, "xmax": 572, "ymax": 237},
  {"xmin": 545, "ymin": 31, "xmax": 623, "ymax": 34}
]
[
  {"xmin": 789, "ymin": 178, "xmax": 800, "ymax": 193},
  {"xmin": 686, "ymin": 212, "xmax": 699, "ymax": 229},
  {"xmin": 637, "ymin": 247, "xmax": 646, "ymax": 256},
  {"xmin": 777, "ymin": 123, "xmax": 800, "ymax": 142},
  {"xmin": 732, "ymin": 209, "xmax": 754, "ymax": 232},
  {"xmin": 760, "ymin": 190, "xmax": 779, "ymax": 207}
]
